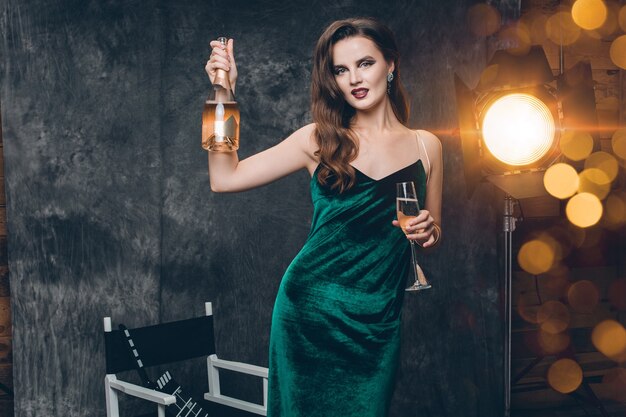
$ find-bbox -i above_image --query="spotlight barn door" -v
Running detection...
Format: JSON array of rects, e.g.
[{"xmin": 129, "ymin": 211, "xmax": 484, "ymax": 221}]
[
  {"xmin": 557, "ymin": 60, "xmax": 600, "ymax": 155},
  {"xmin": 455, "ymin": 74, "xmax": 482, "ymax": 198}
]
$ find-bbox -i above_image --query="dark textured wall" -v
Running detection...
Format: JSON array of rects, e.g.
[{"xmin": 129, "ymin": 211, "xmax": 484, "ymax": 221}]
[{"xmin": 0, "ymin": 0, "xmax": 500, "ymax": 416}]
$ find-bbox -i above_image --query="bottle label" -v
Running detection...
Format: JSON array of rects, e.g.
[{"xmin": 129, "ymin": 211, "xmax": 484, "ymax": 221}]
[
  {"xmin": 213, "ymin": 115, "xmax": 237, "ymax": 143},
  {"xmin": 223, "ymin": 115, "xmax": 237, "ymax": 138}
]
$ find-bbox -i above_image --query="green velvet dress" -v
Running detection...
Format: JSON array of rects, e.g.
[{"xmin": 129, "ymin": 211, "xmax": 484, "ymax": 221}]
[{"xmin": 267, "ymin": 160, "xmax": 427, "ymax": 417}]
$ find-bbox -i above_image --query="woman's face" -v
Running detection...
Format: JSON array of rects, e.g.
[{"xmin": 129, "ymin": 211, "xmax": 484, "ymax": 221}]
[{"xmin": 331, "ymin": 36, "xmax": 394, "ymax": 111}]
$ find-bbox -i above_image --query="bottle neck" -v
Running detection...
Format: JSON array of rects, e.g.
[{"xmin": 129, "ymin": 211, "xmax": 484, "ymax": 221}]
[
  {"xmin": 213, "ymin": 69, "xmax": 234, "ymax": 101},
  {"xmin": 213, "ymin": 69, "xmax": 232, "ymax": 86},
  {"xmin": 214, "ymin": 86, "xmax": 233, "ymax": 102}
]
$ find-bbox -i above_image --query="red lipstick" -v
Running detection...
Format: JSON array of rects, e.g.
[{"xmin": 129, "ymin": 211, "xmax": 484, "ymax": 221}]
[{"xmin": 351, "ymin": 88, "xmax": 369, "ymax": 99}]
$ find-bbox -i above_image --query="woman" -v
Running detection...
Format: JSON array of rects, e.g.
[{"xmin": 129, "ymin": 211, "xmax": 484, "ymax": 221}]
[{"xmin": 206, "ymin": 17, "xmax": 442, "ymax": 417}]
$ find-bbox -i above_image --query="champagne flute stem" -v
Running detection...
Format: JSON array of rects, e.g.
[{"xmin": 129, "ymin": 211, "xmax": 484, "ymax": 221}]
[{"xmin": 409, "ymin": 241, "xmax": 420, "ymax": 284}]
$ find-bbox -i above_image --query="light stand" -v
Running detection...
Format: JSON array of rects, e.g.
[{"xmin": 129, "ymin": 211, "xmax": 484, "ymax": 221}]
[{"xmin": 503, "ymin": 195, "xmax": 518, "ymax": 417}]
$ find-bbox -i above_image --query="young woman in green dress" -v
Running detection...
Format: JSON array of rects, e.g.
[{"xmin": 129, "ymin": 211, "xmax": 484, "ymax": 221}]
[{"xmin": 206, "ymin": 17, "xmax": 443, "ymax": 417}]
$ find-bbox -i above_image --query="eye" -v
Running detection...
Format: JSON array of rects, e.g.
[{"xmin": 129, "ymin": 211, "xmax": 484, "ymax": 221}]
[
  {"xmin": 360, "ymin": 61, "xmax": 374, "ymax": 68},
  {"xmin": 334, "ymin": 67, "xmax": 346, "ymax": 75}
]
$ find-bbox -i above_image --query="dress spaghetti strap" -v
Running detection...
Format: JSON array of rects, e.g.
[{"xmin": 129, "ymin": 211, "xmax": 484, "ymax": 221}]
[{"xmin": 415, "ymin": 130, "xmax": 431, "ymax": 185}]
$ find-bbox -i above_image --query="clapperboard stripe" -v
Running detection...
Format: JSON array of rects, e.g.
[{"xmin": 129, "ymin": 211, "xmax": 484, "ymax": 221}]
[
  {"xmin": 155, "ymin": 370, "xmax": 209, "ymax": 417},
  {"xmin": 118, "ymin": 324, "xmax": 209, "ymax": 417}
]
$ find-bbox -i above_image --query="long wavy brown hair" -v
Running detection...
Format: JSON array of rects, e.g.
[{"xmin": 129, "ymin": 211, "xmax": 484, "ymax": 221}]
[{"xmin": 311, "ymin": 17, "xmax": 410, "ymax": 192}]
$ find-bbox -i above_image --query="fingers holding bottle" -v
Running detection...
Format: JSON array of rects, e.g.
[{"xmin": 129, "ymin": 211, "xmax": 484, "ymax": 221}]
[{"xmin": 206, "ymin": 38, "xmax": 238, "ymax": 93}]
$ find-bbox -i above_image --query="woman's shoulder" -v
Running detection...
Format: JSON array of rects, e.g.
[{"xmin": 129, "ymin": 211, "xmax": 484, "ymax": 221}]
[
  {"xmin": 413, "ymin": 128, "xmax": 440, "ymax": 143},
  {"xmin": 289, "ymin": 123, "xmax": 317, "ymax": 147},
  {"xmin": 286, "ymin": 122, "xmax": 319, "ymax": 162},
  {"xmin": 414, "ymin": 129, "xmax": 442, "ymax": 155},
  {"xmin": 296, "ymin": 122, "xmax": 317, "ymax": 136}
]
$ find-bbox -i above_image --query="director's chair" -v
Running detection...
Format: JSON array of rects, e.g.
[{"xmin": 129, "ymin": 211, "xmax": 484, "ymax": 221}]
[{"xmin": 104, "ymin": 302, "xmax": 268, "ymax": 416}]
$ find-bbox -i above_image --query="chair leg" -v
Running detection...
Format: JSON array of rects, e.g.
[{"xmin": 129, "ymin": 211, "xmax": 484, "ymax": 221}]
[
  {"xmin": 157, "ymin": 404, "xmax": 166, "ymax": 417},
  {"xmin": 105, "ymin": 375, "xmax": 120, "ymax": 417},
  {"xmin": 207, "ymin": 354, "xmax": 221, "ymax": 396}
]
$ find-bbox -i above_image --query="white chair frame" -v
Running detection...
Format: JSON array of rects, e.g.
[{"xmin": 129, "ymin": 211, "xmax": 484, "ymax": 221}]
[{"xmin": 104, "ymin": 302, "xmax": 268, "ymax": 416}]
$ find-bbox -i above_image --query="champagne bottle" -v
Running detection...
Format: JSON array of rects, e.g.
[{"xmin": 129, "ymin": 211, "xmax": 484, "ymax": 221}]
[{"xmin": 202, "ymin": 37, "xmax": 240, "ymax": 152}]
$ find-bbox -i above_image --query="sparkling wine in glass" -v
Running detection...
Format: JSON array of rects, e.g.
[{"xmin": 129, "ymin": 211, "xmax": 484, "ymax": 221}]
[{"xmin": 396, "ymin": 182, "xmax": 432, "ymax": 291}]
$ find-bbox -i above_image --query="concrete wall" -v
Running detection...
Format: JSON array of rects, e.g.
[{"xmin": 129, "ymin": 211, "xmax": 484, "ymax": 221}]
[{"xmin": 0, "ymin": 1, "xmax": 501, "ymax": 415}]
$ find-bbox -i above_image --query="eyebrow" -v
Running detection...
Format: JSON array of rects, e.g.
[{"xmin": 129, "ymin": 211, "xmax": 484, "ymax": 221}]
[{"xmin": 333, "ymin": 55, "xmax": 376, "ymax": 69}]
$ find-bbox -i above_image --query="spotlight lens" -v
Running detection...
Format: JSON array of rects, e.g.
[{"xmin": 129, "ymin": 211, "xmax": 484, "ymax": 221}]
[{"xmin": 482, "ymin": 93, "xmax": 556, "ymax": 166}]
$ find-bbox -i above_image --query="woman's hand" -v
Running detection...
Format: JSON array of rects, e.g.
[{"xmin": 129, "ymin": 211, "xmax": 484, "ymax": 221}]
[
  {"xmin": 392, "ymin": 209, "xmax": 437, "ymax": 248},
  {"xmin": 205, "ymin": 38, "xmax": 238, "ymax": 93}
]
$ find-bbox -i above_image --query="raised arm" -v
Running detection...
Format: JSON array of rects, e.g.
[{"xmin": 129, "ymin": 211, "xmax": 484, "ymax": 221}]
[
  {"xmin": 205, "ymin": 38, "xmax": 318, "ymax": 192},
  {"xmin": 208, "ymin": 123, "xmax": 318, "ymax": 193}
]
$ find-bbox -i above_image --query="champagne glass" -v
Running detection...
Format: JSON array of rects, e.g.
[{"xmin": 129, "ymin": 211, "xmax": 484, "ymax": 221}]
[{"xmin": 396, "ymin": 182, "xmax": 432, "ymax": 291}]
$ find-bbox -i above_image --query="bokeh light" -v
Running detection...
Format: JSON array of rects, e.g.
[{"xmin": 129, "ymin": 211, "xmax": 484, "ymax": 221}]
[
  {"xmin": 572, "ymin": 0, "xmax": 608, "ymax": 30},
  {"xmin": 585, "ymin": 151, "xmax": 619, "ymax": 183},
  {"xmin": 566, "ymin": 193, "xmax": 603, "ymax": 228},
  {"xmin": 538, "ymin": 330, "xmax": 571, "ymax": 354},
  {"xmin": 590, "ymin": 1, "xmax": 619, "ymax": 38},
  {"xmin": 619, "ymin": 5, "xmax": 626, "ymax": 31},
  {"xmin": 610, "ymin": 34, "xmax": 626, "ymax": 69},
  {"xmin": 560, "ymin": 130, "xmax": 594, "ymax": 161},
  {"xmin": 602, "ymin": 367, "xmax": 626, "ymax": 402},
  {"xmin": 537, "ymin": 300, "xmax": 571, "ymax": 334},
  {"xmin": 539, "ymin": 232, "xmax": 567, "ymax": 262},
  {"xmin": 467, "ymin": 4, "xmax": 501, "ymax": 37},
  {"xmin": 603, "ymin": 192, "xmax": 626, "ymax": 229},
  {"xmin": 578, "ymin": 168, "xmax": 612, "ymax": 200},
  {"xmin": 607, "ymin": 278, "xmax": 626, "ymax": 311},
  {"xmin": 544, "ymin": 163, "xmax": 579, "ymax": 199},
  {"xmin": 592, "ymin": 320, "xmax": 626, "ymax": 362},
  {"xmin": 567, "ymin": 280, "xmax": 600, "ymax": 313},
  {"xmin": 547, "ymin": 359, "xmax": 583, "ymax": 393},
  {"xmin": 611, "ymin": 128, "xmax": 626, "ymax": 159},
  {"xmin": 546, "ymin": 12, "xmax": 582, "ymax": 45},
  {"xmin": 521, "ymin": 11, "xmax": 549, "ymax": 44},
  {"xmin": 518, "ymin": 239, "xmax": 556, "ymax": 275},
  {"xmin": 517, "ymin": 294, "xmax": 539, "ymax": 324}
]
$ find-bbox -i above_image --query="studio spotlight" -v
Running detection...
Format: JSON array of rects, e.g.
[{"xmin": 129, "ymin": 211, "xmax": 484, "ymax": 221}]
[
  {"xmin": 455, "ymin": 45, "xmax": 598, "ymax": 199},
  {"xmin": 454, "ymin": 44, "xmax": 598, "ymax": 417}
]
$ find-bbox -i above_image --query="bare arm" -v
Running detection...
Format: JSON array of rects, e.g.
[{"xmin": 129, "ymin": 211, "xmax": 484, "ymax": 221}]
[
  {"xmin": 209, "ymin": 123, "xmax": 318, "ymax": 192},
  {"xmin": 422, "ymin": 130, "xmax": 443, "ymax": 227},
  {"xmin": 205, "ymin": 39, "xmax": 318, "ymax": 192},
  {"xmin": 392, "ymin": 130, "xmax": 443, "ymax": 248}
]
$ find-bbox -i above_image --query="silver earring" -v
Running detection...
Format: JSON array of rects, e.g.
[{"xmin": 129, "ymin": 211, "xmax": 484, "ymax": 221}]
[{"xmin": 387, "ymin": 72, "xmax": 394, "ymax": 94}]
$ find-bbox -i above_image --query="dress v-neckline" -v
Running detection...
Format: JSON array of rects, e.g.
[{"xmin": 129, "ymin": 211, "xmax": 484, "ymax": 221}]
[{"xmin": 350, "ymin": 159, "xmax": 423, "ymax": 182}]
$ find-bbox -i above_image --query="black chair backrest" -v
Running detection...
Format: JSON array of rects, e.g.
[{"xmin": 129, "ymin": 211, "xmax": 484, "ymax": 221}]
[{"xmin": 105, "ymin": 315, "xmax": 216, "ymax": 374}]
